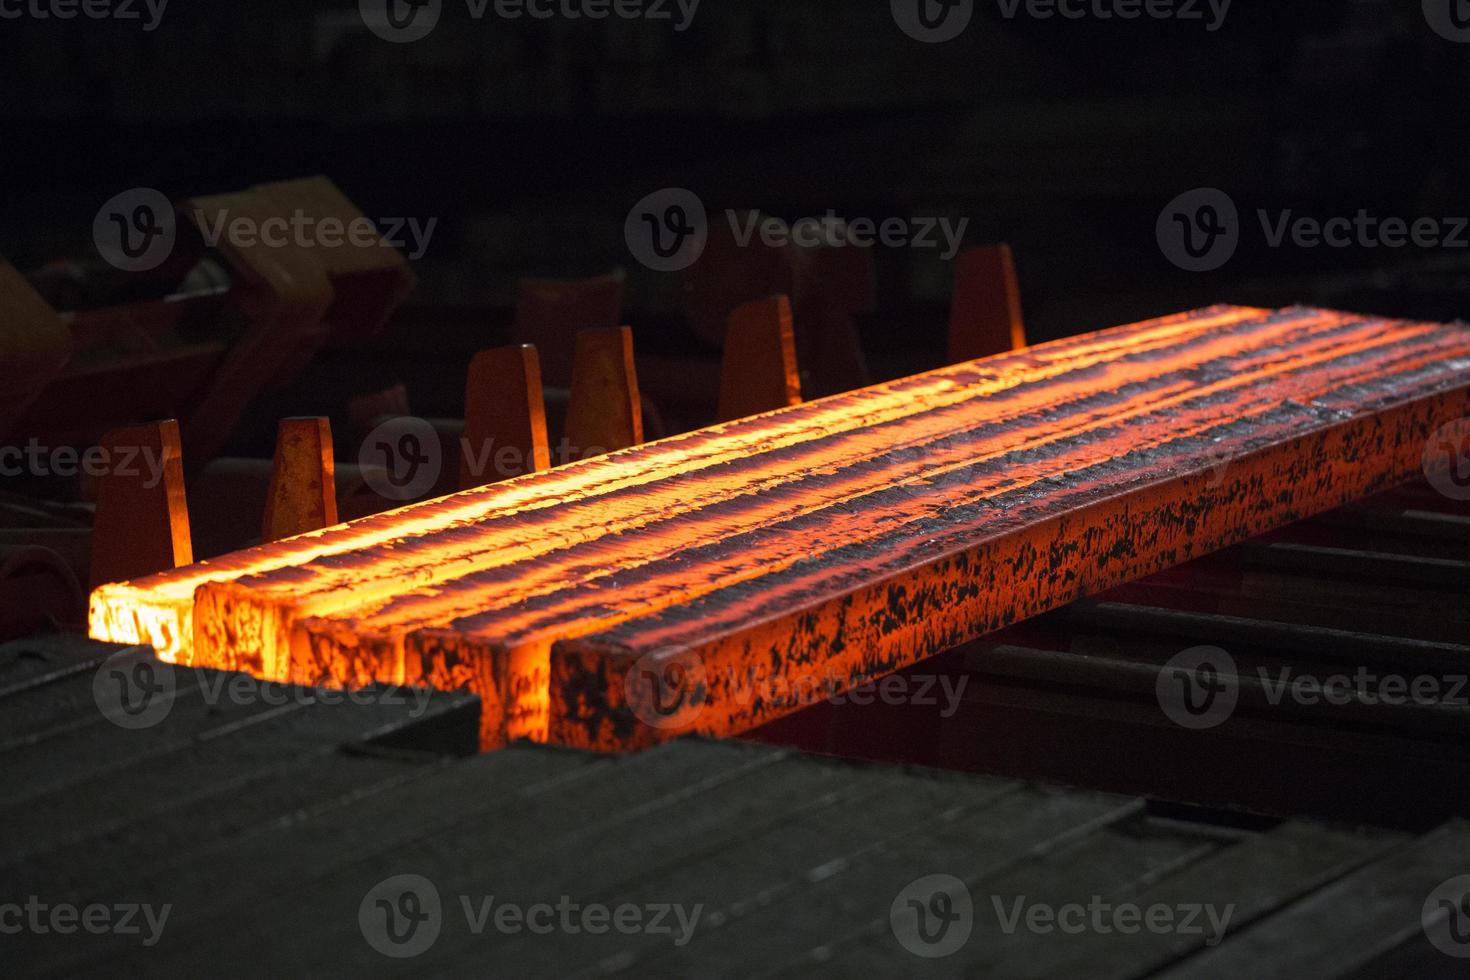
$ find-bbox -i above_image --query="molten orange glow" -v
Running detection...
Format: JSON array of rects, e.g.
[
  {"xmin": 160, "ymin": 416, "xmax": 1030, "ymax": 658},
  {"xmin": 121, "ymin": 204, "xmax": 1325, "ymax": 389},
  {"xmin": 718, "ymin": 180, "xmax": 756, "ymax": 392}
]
[{"xmin": 90, "ymin": 306, "xmax": 1470, "ymax": 750}]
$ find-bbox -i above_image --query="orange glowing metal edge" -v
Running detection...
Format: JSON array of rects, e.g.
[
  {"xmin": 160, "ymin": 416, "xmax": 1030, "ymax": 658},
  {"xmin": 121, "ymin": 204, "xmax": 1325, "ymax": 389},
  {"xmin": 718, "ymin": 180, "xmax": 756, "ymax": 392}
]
[
  {"xmin": 89, "ymin": 306, "xmax": 1470, "ymax": 751},
  {"xmin": 90, "ymin": 303, "xmax": 1246, "ymax": 664}
]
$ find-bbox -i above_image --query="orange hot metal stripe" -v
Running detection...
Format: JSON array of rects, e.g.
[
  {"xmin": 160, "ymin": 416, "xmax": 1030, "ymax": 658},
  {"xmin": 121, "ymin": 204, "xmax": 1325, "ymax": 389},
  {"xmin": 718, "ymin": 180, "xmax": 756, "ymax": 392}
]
[
  {"xmin": 192, "ymin": 304, "xmax": 1269, "ymax": 745},
  {"xmin": 89, "ymin": 306, "xmax": 1470, "ymax": 751},
  {"xmin": 90, "ymin": 302, "xmax": 1247, "ymax": 665}
]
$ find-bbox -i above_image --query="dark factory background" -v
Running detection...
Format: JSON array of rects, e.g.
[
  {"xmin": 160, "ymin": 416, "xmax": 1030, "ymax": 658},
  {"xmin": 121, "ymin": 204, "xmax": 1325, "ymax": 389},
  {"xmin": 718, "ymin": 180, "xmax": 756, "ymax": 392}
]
[
  {"xmin": 10, "ymin": 4, "xmax": 1470, "ymax": 975},
  {"xmin": 3, "ymin": 0, "xmax": 1467, "ymax": 462}
]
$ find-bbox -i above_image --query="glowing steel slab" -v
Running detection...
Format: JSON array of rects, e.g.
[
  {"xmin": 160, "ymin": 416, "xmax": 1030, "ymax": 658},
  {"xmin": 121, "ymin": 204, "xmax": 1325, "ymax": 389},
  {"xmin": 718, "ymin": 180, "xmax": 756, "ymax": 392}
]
[{"xmin": 90, "ymin": 306, "xmax": 1470, "ymax": 751}]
